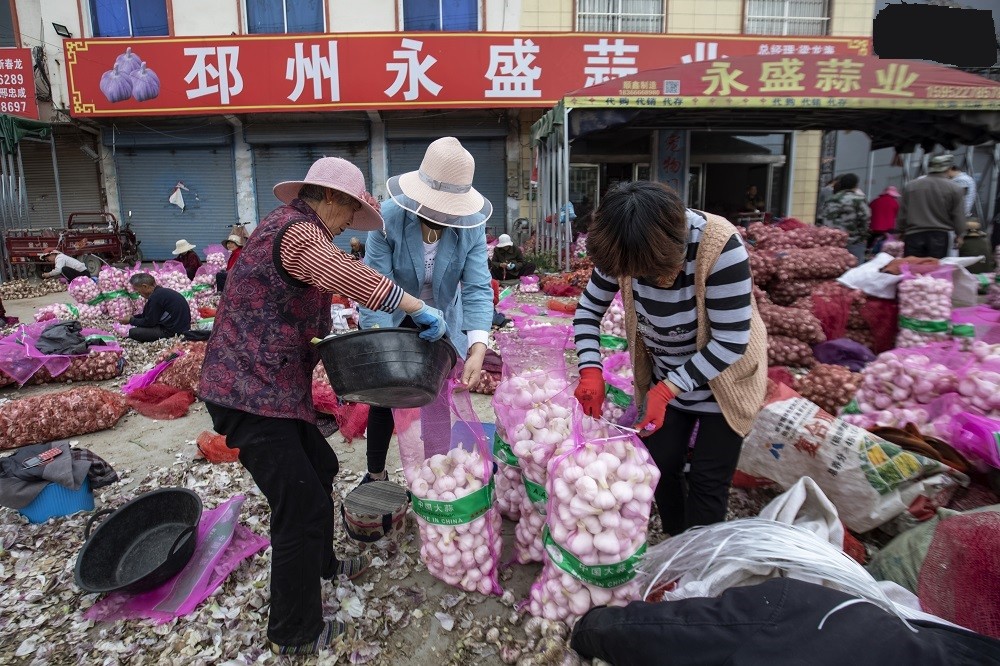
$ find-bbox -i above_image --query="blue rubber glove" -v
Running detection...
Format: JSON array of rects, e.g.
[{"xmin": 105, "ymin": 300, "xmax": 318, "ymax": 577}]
[{"xmin": 411, "ymin": 302, "xmax": 447, "ymax": 342}]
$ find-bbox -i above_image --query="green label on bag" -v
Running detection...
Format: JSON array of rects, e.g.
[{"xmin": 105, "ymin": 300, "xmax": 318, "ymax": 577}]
[
  {"xmin": 85, "ymin": 334, "xmax": 116, "ymax": 344},
  {"xmin": 951, "ymin": 324, "xmax": 975, "ymax": 338},
  {"xmin": 599, "ymin": 334, "xmax": 628, "ymax": 350},
  {"xmin": 493, "ymin": 432, "xmax": 519, "ymax": 468},
  {"xmin": 190, "ymin": 283, "xmax": 211, "ymax": 293},
  {"xmin": 410, "ymin": 480, "xmax": 494, "ymax": 526},
  {"xmin": 523, "ymin": 475, "xmax": 548, "ymax": 507},
  {"xmin": 66, "ymin": 303, "xmax": 79, "ymax": 318},
  {"xmin": 542, "ymin": 526, "xmax": 646, "ymax": 588},
  {"xmin": 841, "ymin": 398, "xmax": 861, "ymax": 415},
  {"xmin": 87, "ymin": 289, "xmax": 127, "ymax": 305},
  {"xmin": 898, "ymin": 316, "xmax": 949, "ymax": 334},
  {"xmin": 606, "ymin": 383, "xmax": 633, "ymax": 408}
]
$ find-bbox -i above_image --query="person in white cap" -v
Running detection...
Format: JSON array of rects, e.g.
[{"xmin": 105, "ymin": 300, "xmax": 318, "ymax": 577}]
[
  {"xmin": 359, "ymin": 136, "xmax": 494, "ymax": 484},
  {"xmin": 214, "ymin": 235, "xmax": 244, "ymax": 292},
  {"xmin": 171, "ymin": 239, "xmax": 201, "ymax": 279},
  {"xmin": 39, "ymin": 249, "xmax": 90, "ymax": 282},
  {"xmin": 199, "ymin": 157, "xmax": 446, "ymax": 656},
  {"xmin": 489, "ymin": 233, "xmax": 535, "ymax": 280}
]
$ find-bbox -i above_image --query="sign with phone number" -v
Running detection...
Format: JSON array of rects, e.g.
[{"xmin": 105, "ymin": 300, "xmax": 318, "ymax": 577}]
[{"xmin": 0, "ymin": 49, "xmax": 38, "ymax": 119}]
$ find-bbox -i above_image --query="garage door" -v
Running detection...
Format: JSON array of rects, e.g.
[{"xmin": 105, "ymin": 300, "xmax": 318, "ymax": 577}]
[
  {"xmin": 114, "ymin": 146, "xmax": 238, "ymax": 260},
  {"xmin": 21, "ymin": 132, "xmax": 104, "ymax": 229},
  {"xmin": 387, "ymin": 138, "xmax": 506, "ymax": 236}
]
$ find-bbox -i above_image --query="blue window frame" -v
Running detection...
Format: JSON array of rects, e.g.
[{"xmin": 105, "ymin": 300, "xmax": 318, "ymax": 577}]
[
  {"xmin": 246, "ymin": 0, "xmax": 324, "ymax": 34},
  {"xmin": 90, "ymin": 0, "xmax": 169, "ymax": 37},
  {"xmin": 403, "ymin": 0, "xmax": 478, "ymax": 31}
]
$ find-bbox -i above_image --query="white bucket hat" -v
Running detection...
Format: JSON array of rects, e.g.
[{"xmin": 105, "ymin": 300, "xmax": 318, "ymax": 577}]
[
  {"xmin": 172, "ymin": 239, "xmax": 196, "ymax": 255},
  {"xmin": 273, "ymin": 157, "xmax": 384, "ymax": 232},
  {"xmin": 225, "ymin": 234, "xmax": 243, "ymax": 247},
  {"xmin": 386, "ymin": 137, "xmax": 492, "ymax": 228},
  {"xmin": 496, "ymin": 234, "xmax": 513, "ymax": 248}
]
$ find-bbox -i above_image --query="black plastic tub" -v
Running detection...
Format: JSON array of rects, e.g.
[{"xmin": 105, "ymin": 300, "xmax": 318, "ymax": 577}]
[
  {"xmin": 317, "ymin": 328, "xmax": 457, "ymax": 408},
  {"xmin": 75, "ymin": 488, "xmax": 202, "ymax": 594}
]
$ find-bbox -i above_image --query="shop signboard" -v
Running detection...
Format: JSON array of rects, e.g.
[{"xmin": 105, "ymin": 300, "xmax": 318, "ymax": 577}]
[
  {"xmin": 63, "ymin": 33, "xmax": 869, "ymax": 117},
  {"xmin": 0, "ymin": 48, "xmax": 39, "ymax": 119}
]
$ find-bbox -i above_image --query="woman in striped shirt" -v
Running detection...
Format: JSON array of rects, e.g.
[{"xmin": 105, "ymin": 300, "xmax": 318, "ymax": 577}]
[{"xmin": 573, "ymin": 181, "xmax": 767, "ymax": 536}]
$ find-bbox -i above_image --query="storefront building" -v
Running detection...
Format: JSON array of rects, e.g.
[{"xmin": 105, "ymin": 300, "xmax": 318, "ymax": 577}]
[{"xmin": 6, "ymin": 0, "xmax": 875, "ymax": 258}]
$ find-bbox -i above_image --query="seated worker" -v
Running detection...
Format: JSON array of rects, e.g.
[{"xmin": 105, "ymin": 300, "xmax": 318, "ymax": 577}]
[
  {"xmin": 39, "ymin": 249, "xmax": 90, "ymax": 282},
  {"xmin": 172, "ymin": 239, "xmax": 202, "ymax": 280},
  {"xmin": 120, "ymin": 273, "xmax": 191, "ymax": 342},
  {"xmin": 349, "ymin": 236, "xmax": 366, "ymax": 259},
  {"xmin": 489, "ymin": 234, "xmax": 535, "ymax": 280}
]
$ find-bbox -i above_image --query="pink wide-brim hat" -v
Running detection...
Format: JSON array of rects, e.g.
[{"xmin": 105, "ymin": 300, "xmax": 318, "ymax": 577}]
[
  {"xmin": 884, "ymin": 186, "xmax": 901, "ymax": 198},
  {"xmin": 273, "ymin": 157, "xmax": 384, "ymax": 232}
]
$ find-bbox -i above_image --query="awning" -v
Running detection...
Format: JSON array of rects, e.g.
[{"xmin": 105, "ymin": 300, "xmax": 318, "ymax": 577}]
[
  {"xmin": 0, "ymin": 114, "xmax": 50, "ymax": 154},
  {"xmin": 540, "ymin": 56, "xmax": 1000, "ymax": 151}
]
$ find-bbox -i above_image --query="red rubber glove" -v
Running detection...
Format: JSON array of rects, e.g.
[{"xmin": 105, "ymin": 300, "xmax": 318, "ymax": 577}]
[
  {"xmin": 574, "ymin": 367, "xmax": 606, "ymax": 418},
  {"xmin": 636, "ymin": 381, "xmax": 677, "ymax": 436}
]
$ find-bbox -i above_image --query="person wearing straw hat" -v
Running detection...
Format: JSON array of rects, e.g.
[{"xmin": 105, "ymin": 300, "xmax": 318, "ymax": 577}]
[
  {"xmin": 39, "ymin": 249, "xmax": 90, "ymax": 282},
  {"xmin": 171, "ymin": 239, "xmax": 202, "ymax": 280},
  {"xmin": 199, "ymin": 157, "xmax": 447, "ymax": 656},
  {"xmin": 359, "ymin": 136, "xmax": 494, "ymax": 485},
  {"xmin": 489, "ymin": 233, "xmax": 535, "ymax": 281}
]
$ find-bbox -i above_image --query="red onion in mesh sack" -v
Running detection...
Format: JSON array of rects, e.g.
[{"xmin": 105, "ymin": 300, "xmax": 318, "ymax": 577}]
[
  {"xmin": 770, "ymin": 247, "xmax": 858, "ymax": 281},
  {"xmin": 0, "ymin": 387, "xmax": 128, "ymax": 449},
  {"xmin": 759, "ymin": 301, "xmax": 825, "ymax": 345},
  {"xmin": 755, "ymin": 226, "xmax": 849, "ymax": 251},
  {"xmin": 795, "ymin": 364, "xmax": 860, "ymax": 415},
  {"xmin": 767, "ymin": 335, "xmax": 815, "ymax": 368},
  {"xmin": 768, "ymin": 278, "xmax": 833, "ymax": 306}
]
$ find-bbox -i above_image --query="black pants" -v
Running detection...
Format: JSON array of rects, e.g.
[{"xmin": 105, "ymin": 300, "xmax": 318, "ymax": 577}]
[
  {"xmin": 903, "ymin": 230, "xmax": 950, "ymax": 259},
  {"xmin": 61, "ymin": 267, "xmax": 91, "ymax": 282},
  {"xmin": 206, "ymin": 402, "xmax": 339, "ymax": 646},
  {"xmin": 128, "ymin": 325, "xmax": 175, "ymax": 343},
  {"xmin": 489, "ymin": 262, "xmax": 536, "ymax": 281},
  {"xmin": 642, "ymin": 408, "xmax": 743, "ymax": 536}
]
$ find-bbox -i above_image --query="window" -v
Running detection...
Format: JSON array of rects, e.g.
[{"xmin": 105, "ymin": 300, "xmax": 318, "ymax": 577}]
[
  {"xmin": 90, "ymin": 0, "xmax": 168, "ymax": 37},
  {"xmin": 403, "ymin": 0, "xmax": 478, "ymax": 31},
  {"xmin": 745, "ymin": 0, "xmax": 830, "ymax": 36},
  {"xmin": 576, "ymin": 0, "xmax": 664, "ymax": 33},
  {"xmin": 0, "ymin": 0, "xmax": 14, "ymax": 47},
  {"xmin": 246, "ymin": 0, "xmax": 324, "ymax": 34}
]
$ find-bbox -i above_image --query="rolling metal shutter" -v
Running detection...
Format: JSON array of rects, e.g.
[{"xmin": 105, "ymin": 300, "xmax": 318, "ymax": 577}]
[
  {"xmin": 386, "ymin": 137, "xmax": 506, "ymax": 236},
  {"xmin": 113, "ymin": 146, "xmax": 238, "ymax": 260},
  {"xmin": 20, "ymin": 131, "xmax": 103, "ymax": 229},
  {"xmin": 250, "ymin": 142, "xmax": 371, "ymax": 253}
]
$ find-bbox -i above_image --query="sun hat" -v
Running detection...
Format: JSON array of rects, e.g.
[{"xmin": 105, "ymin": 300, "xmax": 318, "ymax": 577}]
[
  {"xmin": 883, "ymin": 186, "xmax": 901, "ymax": 198},
  {"xmin": 38, "ymin": 249, "xmax": 58, "ymax": 259},
  {"xmin": 225, "ymin": 234, "xmax": 243, "ymax": 247},
  {"xmin": 273, "ymin": 157, "xmax": 383, "ymax": 232},
  {"xmin": 496, "ymin": 234, "xmax": 513, "ymax": 248},
  {"xmin": 172, "ymin": 240, "xmax": 196, "ymax": 255},
  {"xmin": 928, "ymin": 154, "xmax": 954, "ymax": 174},
  {"xmin": 386, "ymin": 137, "xmax": 492, "ymax": 228}
]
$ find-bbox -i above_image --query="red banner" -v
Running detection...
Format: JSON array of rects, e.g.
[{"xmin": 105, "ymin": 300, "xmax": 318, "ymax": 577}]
[
  {"xmin": 565, "ymin": 55, "xmax": 1000, "ymax": 110},
  {"xmin": 64, "ymin": 33, "xmax": 870, "ymax": 117},
  {"xmin": 0, "ymin": 48, "xmax": 38, "ymax": 120}
]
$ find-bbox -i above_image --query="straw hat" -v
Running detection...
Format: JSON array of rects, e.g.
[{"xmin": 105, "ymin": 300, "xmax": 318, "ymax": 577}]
[
  {"xmin": 273, "ymin": 157, "xmax": 383, "ymax": 232},
  {"xmin": 496, "ymin": 234, "xmax": 513, "ymax": 248},
  {"xmin": 386, "ymin": 137, "xmax": 492, "ymax": 228},
  {"xmin": 172, "ymin": 240, "xmax": 196, "ymax": 255},
  {"xmin": 225, "ymin": 234, "xmax": 243, "ymax": 247}
]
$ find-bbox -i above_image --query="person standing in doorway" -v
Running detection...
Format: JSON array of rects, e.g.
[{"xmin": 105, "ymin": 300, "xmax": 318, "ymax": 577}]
[
  {"xmin": 896, "ymin": 155, "xmax": 966, "ymax": 259},
  {"xmin": 820, "ymin": 173, "xmax": 871, "ymax": 263},
  {"xmin": 742, "ymin": 185, "xmax": 765, "ymax": 212}
]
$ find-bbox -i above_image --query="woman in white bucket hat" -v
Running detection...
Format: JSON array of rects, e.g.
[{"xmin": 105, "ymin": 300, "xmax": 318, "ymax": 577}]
[
  {"xmin": 359, "ymin": 136, "xmax": 495, "ymax": 484},
  {"xmin": 172, "ymin": 239, "xmax": 201, "ymax": 279},
  {"xmin": 200, "ymin": 156, "xmax": 447, "ymax": 656}
]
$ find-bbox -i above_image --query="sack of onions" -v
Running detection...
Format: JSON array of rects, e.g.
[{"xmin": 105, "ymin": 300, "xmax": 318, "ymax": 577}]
[
  {"xmin": 896, "ymin": 266, "xmax": 954, "ymax": 348},
  {"xmin": 794, "ymin": 364, "xmax": 860, "ymax": 415},
  {"xmin": 394, "ymin": 378, "xmax": 503, "ymax": 596},
  {"xmin": 758, "ymin": 301, "xmax": 826, "ymax": 345},
  {"xmin": 526, "ymin": 423, "xmax": 658, "ymax": 624},
  {"xmin": 767, "ymin": 335, "xmax": 815, "ymax": 368},
  {"xmin": 768, "ymin": 278, "xmax": 833, "ymax": 306},
  {"xmin": 770, "ymin": 247, "xmax": 858, "ymax": 282}
]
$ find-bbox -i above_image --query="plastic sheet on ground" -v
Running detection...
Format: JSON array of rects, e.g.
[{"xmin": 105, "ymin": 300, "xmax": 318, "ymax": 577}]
[{"xmin": 0, "ymin": 321, "xmax": 120, "ymax": 386}]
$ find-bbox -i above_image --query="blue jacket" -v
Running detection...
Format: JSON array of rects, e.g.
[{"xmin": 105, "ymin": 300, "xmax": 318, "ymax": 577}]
[{"xmin": 359, "ymin": 199, "xmax": 493, "ymax": 359}]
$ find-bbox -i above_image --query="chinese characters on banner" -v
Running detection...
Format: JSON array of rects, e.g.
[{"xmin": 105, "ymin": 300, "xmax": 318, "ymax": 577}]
[
  {"xmin": 0, "ymin": 49, "xmax": 39, "ymax": 119},
  {"xmin": 63, "ymin": 33, "xmax": 869, "ymax": 117},
  {"xmin": 655, "ymin": 130, "xmax": 687, "ymax": 195},
  {"xmin": 570, "ymin": 55, "xmax": 1000, "ymax": 110}
]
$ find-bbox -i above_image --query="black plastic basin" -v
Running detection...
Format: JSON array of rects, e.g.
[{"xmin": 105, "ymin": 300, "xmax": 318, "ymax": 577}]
[{"xmin": 317, "ymin": 328, "xmax": 457, "ymax": 408}]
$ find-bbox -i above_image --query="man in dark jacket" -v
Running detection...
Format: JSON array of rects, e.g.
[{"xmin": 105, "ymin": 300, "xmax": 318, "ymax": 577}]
[
  {"xmin": 896, "ymin": 155, "xmax": 967, "ymax": 258},
  {"xmin": 121, "ymin": 273, "xmax": 191, "ymax": 342},
  {"xmin": 489, "ymin": 234, "xmax": 535, "ymax": 280}
]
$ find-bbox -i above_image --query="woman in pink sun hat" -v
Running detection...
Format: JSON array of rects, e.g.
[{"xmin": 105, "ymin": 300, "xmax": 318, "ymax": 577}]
[{"xmin": 199, "ymin": 156, "xmax": 447, "ymax": 656}]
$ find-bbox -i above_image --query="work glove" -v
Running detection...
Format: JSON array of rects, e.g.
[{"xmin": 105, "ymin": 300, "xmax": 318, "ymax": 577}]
[
  {"xmin": 635, "ymin": 381, "xmax": 677, "ymax": 436},
  {"xmin": 411, "ymin": 302, "xmax": 447, "ymax": 342},
  {"xmin": 574, "ymin": 367, "xmax": 606, "ymax": 419}
]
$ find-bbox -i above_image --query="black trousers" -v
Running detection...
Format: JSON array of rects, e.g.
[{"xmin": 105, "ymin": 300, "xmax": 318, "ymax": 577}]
[
  {"xmin": 61, "ymin": 267, "xmax": 90, "ymax": 282},
  {"xmin": 127, "ymin": 325, "xmax": 175, "ymax": 343},
  {"xmin": 903, "ymin": 230, "xmax": 950, "ymax": 259},
  {"xmin": 215, "ymin": 270, "xmax": 228, "ymax": 292},
  {"xmin": 205, "ymin": 402, "xmax": 339, "ymax": 646},
  {"xmin": 489, "ymin": 263, "xmax": 537, "ymax": 281},
  {"xmin": 642, "ymin": 408, "xmax": 743, "ymax": 536}
]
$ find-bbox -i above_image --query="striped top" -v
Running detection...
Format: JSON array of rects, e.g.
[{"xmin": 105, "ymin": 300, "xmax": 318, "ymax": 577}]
[
  {"xmin": 280, "ymin": 220, "xmax": 403, "ymax": 313},
  {"xmin": 574, "ymin": 210, "xmax": 753, "ymax": 414}
]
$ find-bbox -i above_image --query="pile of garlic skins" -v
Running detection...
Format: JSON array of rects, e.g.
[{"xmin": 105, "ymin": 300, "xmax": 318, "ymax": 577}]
[
  {"xmin": 406, "ymin": 447, "xmax": 502, "ymax": 596},
  {"xmin": 897, "ymin": 274, "xmax": 953, "ymax": 348},
  {"xmin": 527, "ymin": 431, "xmax": 659, "ymax": 624}
]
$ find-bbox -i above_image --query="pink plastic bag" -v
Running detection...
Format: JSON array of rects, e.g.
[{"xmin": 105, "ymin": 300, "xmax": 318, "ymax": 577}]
[
  {"xmin": 526, "ymin": 416, "xmax": 659, "ymax": 624},
  {"xmin": 394, "ymin": 367, "xmax": 503, "ymax": 596},
  {"xmin": 951, "ymin": 305, "xmax": 1000, "ymax": 349},
  {"xmin": 84, "ymin": 495, "xmax": 269, "ymax": 623},
  {"xmin": 122, "ymin": 356, "xmax": 179, "ymax": 395}
]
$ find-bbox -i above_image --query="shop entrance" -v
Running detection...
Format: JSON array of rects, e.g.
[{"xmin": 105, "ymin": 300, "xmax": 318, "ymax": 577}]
[{"xmin": 688, "ymin": 132, "xmax": 790, "ymax": 222}]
